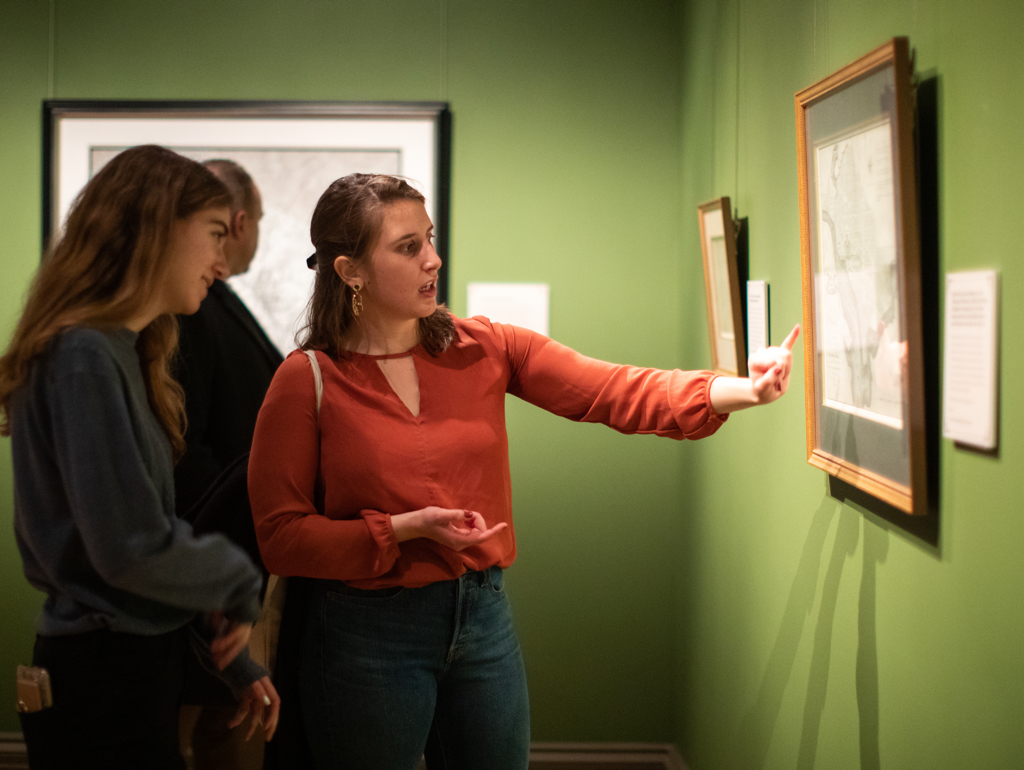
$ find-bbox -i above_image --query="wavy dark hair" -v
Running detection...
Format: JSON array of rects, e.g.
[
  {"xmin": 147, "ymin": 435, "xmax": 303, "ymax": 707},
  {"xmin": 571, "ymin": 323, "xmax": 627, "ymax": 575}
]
[
  {"xmin": 300, "ymin": 173, "xmax": 454, "ymax": 357},
  {"xmin": 0, "ymin": 145, "xmax": 231, "ymax": 458}
]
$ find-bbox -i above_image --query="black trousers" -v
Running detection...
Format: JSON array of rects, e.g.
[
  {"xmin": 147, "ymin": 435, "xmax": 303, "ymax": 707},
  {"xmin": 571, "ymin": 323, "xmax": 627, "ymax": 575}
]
[{"xmin": 19, "ymin": 627, "xmax": 188, "ymax": 770}]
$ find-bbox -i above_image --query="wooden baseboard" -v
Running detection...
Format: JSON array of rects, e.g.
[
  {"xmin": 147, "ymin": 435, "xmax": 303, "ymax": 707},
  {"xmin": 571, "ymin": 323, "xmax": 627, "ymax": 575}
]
[
  {"xmin": 0, "ymin": 732, "xmax": 28, "ymax": 770},
  {"xmin": 2, "ymin": 732, "xmax": 687, "ymax": 770},
  {"xmin": 529, "ymin": 742, "xmax": 687, "ymax": 769}
]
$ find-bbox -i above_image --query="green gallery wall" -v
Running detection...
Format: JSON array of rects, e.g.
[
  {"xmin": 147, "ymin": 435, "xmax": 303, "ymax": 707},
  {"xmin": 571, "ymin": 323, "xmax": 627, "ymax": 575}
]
[
  {"xmin": 0, "ymin": 1, "xmax": 1020, "ymax": 768},
  {"xmin": 674, "ymin": 0, "xmax": 1023, "ymax": 768}
]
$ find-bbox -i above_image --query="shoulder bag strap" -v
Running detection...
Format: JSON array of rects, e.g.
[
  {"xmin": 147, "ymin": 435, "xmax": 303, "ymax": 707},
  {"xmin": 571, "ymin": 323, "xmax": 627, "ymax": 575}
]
[
  {"xmin": 257, "ymin": 350, "xmax": 323, "ymax": 673},
  {"xmin": 304, "ymin": 349, "xmax": 323, "ymax": 418}
]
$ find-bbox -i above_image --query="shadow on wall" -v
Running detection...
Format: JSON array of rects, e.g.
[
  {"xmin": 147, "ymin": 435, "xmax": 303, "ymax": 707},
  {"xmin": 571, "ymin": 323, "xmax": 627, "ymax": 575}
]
[
  {"xmin": 721, "ymin": 69, "xmax": 944, "ymax": 770},
  {"xmin": 855, "ymin": 511, "xmax": 889, "ymax": 770},
  {"xmin": 730, "ymin": 495, "xmax": 890, "ymax": 770}
]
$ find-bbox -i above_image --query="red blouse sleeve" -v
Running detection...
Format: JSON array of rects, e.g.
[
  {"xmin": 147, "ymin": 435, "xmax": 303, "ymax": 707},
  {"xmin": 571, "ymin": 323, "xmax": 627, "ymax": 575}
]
[
  {"xmin": 248, "ymin": 352, "xmax": 402, "ymax": 579},
  {"xmin": 485, "ymin": 320, "xmax": 727, "ymax": 440}
]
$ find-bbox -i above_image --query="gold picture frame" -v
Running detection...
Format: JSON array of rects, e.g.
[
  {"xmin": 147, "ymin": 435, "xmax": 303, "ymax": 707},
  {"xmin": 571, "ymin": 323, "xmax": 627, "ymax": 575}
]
[
  {"xmin": 795, "ymin": 38, "xmax": 927, "ymax": 515},
  {"xmin": 698, "ymin": 196, "xmax": 747, "ymax": 377}
]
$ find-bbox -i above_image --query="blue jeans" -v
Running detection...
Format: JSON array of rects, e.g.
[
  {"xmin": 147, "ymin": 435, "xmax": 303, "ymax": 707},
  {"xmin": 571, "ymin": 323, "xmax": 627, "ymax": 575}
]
[{"xmin": 300, "ymin": 566, "xmax": 530, "ymax": 770}]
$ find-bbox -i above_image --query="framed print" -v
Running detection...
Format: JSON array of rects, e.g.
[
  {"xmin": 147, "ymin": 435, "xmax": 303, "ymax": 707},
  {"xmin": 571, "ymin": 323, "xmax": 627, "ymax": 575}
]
[
  {"xmin": 697, "ymin": 196, "xmax": 747, "ymax": 376},
  {"xmin": 44, "ymin": 100, "xmax": 451, "ymax": 356},
  {"xmin": 795, "ymin": 38, "xmax": 927, "ymax": 514}
]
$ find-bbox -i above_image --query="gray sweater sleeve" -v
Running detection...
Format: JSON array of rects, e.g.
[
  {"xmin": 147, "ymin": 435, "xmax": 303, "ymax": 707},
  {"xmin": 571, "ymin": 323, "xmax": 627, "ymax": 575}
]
[{"xmin": 45, "ymin": 338, "xmax": 261, "ymax": 623}]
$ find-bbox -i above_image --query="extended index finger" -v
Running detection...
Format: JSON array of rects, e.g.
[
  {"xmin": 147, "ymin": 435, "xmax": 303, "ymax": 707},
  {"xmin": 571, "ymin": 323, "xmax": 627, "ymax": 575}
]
[{"xmin": 780, "ymin": 324, "xmax": 801, "ymax": 352}]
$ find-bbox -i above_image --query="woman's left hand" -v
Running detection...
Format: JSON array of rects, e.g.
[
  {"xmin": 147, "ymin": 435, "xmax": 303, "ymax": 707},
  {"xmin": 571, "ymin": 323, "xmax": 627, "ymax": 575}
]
[
  {"xmin": 229, "ymin": 675, "xmax": 281, "ymax": 741},
  {"xmin": 393, "ymin": 506, "xmax": 508, "ymax": 551}
]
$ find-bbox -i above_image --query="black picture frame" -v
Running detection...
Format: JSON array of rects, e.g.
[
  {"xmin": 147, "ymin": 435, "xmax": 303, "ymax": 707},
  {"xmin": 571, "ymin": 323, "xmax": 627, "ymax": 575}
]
[{"xmin": 43, "ymin": 99, "xmax": 452, "ymax": 354}]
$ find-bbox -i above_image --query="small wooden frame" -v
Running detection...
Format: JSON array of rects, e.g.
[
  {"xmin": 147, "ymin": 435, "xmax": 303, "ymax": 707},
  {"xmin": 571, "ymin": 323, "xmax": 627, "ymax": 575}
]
[
  {"xmin": 697, "ymin": 197, "xmax": 747, "ymax": 377},
  {"xmin": 795, "ymin": 38, "xmax": 927, "ymax": 515}
]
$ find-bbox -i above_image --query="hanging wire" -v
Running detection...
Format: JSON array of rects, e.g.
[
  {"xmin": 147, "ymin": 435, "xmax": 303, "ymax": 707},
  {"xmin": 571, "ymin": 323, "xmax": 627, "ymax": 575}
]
[
  {"xmin": 47, "ymin": 0, "xmax": 55, "ymax": 98},
  {"xmin": 439, "ymin": 0, "xmax": 449, "ymax": 102},
  {"xmin": 813, "ymin": 0, "xmax": 817, "ymax": 78},
  {"xmin": 734, "ymin": 0, "xmax": 741, "ymax": 209}
]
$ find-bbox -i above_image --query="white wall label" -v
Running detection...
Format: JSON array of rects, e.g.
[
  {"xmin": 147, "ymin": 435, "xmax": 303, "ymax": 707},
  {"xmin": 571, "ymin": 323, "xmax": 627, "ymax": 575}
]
[
  {"xmin": 942, "ymin": 270, "xmax": 999, "ymax": 449},
  {"xmin": 746, "ymin": 280, "xmax": 770, "ymax": 354},
  {"xmin": 467, "ymin": 282, "xmax": 550, "ymax": 336}
]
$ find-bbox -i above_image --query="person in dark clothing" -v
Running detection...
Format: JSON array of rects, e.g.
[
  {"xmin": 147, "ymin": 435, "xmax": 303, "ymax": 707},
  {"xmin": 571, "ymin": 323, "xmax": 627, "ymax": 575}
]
[
  {"xmin": 0, "ymin": 145, "xmax": 280, "ymax": 770},
  {"xmin": 174, "ymin": 160, "xmax": 284, "ymax": 518},
  {"xmin": 173, "ymin": 159, "xmax": 285, "ymax": 769}
]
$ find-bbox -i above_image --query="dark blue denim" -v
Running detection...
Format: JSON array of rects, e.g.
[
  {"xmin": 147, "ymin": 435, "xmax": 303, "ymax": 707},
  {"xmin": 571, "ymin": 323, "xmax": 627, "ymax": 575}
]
[{"xmin": 300, "ymin": 566, "xmax": 530, "ymax": 770}]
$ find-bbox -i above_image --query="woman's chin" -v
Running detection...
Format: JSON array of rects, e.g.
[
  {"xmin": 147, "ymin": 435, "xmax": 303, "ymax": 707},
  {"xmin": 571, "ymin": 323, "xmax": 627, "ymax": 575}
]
[{"xmin": 178, "ymin": 296, "xmax": 204, "ymax": 316}]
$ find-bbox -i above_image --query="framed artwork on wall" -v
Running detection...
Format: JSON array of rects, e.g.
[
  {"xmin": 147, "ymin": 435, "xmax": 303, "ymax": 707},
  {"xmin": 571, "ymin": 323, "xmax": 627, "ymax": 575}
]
[
  {"xmin": 43, "ymin": 100, "xmax": 452, "ymax": 356},
  {"xmin": 697, "ymin": 196, "xmax": 747, "ymax": 377},
  {"xmin": 795, "ymin": 37, "xmax": 927, "ymax": 515}
]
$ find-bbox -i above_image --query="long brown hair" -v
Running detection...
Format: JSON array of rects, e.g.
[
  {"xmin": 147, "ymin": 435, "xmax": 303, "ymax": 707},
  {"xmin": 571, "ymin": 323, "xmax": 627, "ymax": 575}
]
[
  {"xmin": 301, "ymin": 173, "xmax": 455, "ymax": 357},
  {"xmin": 0, "ymin": 145, "xmax": 231, "ymax": 458}
]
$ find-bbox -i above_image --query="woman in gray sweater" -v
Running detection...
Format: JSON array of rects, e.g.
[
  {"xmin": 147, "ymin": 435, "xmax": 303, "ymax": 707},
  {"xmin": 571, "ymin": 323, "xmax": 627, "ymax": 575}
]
[{"xmin": 0, "ymin": 145, "xmax": 278, "ymax": 769}]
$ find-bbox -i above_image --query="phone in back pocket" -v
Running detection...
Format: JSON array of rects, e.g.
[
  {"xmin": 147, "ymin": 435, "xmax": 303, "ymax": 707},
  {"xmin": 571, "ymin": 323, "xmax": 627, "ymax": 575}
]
[{"xmin": 16, "ymin": 666, "xmax": 53, "ymax": 713}]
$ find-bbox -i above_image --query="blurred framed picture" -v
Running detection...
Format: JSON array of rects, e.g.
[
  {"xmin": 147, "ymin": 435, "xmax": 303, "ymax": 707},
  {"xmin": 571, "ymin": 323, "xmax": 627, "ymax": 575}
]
[
  {"xmin": 697, "ymin": 196, "xmax": 747, "ymax": 377},
  {"xmin": 795, "ymin": 38, "xmax": 927, "ymax": 514},
  {"xmin": 43, "ymin": 100, "xmax": 451, "ymax": 355}
]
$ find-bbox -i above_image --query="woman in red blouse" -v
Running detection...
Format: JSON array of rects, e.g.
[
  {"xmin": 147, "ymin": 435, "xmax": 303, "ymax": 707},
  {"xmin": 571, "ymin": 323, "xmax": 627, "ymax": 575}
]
[{"xmin": 248, "ymin": 174, "xmax": 798, "ymax": 770}]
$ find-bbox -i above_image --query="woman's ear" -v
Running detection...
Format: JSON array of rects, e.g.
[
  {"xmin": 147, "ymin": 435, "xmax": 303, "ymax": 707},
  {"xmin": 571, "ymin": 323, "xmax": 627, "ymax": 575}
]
[{"xmin": 333, "ymin": 256, "xmax": 362, "ymax": 286}]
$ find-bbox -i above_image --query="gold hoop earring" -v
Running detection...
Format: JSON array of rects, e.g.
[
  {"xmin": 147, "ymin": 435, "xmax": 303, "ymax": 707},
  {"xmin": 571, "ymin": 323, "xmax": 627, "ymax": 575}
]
[{"xmin": 351, "ymin": 283, "xmax": 363, "ymax": 317}]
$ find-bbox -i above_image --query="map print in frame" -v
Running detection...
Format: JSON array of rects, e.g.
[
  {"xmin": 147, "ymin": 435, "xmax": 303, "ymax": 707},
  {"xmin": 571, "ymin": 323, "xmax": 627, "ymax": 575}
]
[
  {"xmin": 90, "ymin": 147, "xmax": 401, "ymax": 355},
  {"xmin": 44, "ymin": 100, "xmax": 452, "ymax": 356},
  {"xmin": 814, "ymin": 118, "xmax": 904, "ymax": 430}
]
